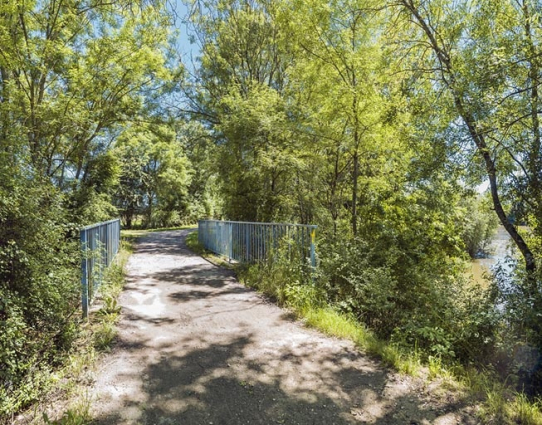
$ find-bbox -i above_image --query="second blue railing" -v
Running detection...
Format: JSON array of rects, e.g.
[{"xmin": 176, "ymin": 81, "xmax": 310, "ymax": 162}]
[{"xmin": 198, "ymin": 220, "xmax": 316, "ymax": 268}]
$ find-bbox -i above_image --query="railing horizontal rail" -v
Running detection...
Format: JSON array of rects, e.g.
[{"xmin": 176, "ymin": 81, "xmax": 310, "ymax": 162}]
[
  {"xmin": 80, "ymin": 218, "xmax": 121, "ymax": 318},
  {"xmin": 81, "ymin": 218, "xmax": 120, "ymax": 231},
  {"xmin": 198, "ymin": 220, "xmax": 316, "ymax": 268},
  {"xmin": 200, "ymin": 219, "xmax": 317, "ymax": 228}
]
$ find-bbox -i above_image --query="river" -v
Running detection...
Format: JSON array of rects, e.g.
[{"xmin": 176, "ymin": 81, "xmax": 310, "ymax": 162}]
[{"xmin": 469, "ymin": 226, "xmax": 514, "ymax": 287}]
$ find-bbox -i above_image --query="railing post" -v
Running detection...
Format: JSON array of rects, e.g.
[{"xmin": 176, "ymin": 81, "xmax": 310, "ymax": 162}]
[
  {"xmin": 310, "ymin": 226, "xmax": 316, "ymax": 269},
  {"xmin": 81, "ymin": 229, "xmax": 89, "ymax": 319},
  {"xmin": 105, "ymin": 222, "xmax": 110, "ymax": 266},
  {"xmin": 94, "ymin": 230, "xmax": 100, "ymax": 299}
]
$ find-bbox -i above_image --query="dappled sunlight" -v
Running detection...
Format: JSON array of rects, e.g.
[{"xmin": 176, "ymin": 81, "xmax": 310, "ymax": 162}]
[{"xmin": 91, "ymin": 230, "xmax": 475, "ymax": 425}]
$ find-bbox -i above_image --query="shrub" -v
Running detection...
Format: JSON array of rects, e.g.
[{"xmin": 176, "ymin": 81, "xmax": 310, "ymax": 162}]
[
  {"xmin": 459, "ymin": 195, "xmax": 499, "ymax": 259},
  {"xmin": 493, "ymin": 256, "xmax": 542, "ymax": 395},
  {"xmin": 0, "ymin": 178, "xmax": 80, "ymax": 417},
  {"xmin": 317, "ymin": 235, "xmax": 499, "ymax": 364}
]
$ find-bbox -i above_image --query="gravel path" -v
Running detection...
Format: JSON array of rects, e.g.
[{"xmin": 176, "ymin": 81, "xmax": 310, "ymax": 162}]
[{"xmin": 89, "ymin": 229, "xmax": 475, "ymax": 425}]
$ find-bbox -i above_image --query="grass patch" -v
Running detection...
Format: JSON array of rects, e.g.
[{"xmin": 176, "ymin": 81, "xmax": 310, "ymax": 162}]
[
  {"xmin": 509, "ymin": 394, "xmax": 542, "ymax": 425},
  {"xmin": 42, "ymin": 393, "xmax": 92, "ymax": 425},
  {"xmin": 86, "ymin": 237, "xmax": 132, "ymax": 357},
  {"xmin": 184, "ymin": 231, "xmax": 205, "ymax": 255},
  {"xmin": 298, "ymin": 305, "xmax": 422, "ymax": 376}
]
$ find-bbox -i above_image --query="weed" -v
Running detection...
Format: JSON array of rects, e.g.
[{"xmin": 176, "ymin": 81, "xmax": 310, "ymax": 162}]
[
  {"xmin": 92, "ymin": 320, "xmax": 117, "ymax": 352},
  {"xmin": 96, "ymin": 296, "xmax": 121, "ymax": 318},
  {"xmin": 185, "ymin": 231, "xmax": 206, "ymax": 256},
  {"xmin": 42, "ymin": 391, "xmax": 92, "ymax": 425},
  {"xmin": 428, "ymin": 356, "xmax": 447, "ymax": 380},
  {"xmin": 508, "ymin": 394, "xmax": 542, "ymax": 425}
]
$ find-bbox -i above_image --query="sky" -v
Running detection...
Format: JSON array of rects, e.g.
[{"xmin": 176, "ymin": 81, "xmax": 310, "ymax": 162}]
[{"xmin": 168, "ymin": 0, "xmax": 200, "ymax": 70}]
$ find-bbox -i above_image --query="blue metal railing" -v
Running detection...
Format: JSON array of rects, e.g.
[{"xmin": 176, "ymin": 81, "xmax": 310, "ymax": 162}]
[
  {"xmin": 80, "ymin": 218, "xmax": 121, "ymax": 318},
  {"xmin": 198, "ymin": 220, "xmax": 316, "ymax": 268}
]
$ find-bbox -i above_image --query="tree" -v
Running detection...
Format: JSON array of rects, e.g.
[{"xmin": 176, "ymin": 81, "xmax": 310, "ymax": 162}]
[
  {"xmin": 392, "ymin": 0, "xmax": 541, "ymax": 277},
  {"xmin": 280, "ymin": 0, "xmax": 392, "ymax": 235},
  {"xmin": 114, "ymin": 123, "xmax": 192, "ymax": 228},
  {"xmin": 187, "ymin": 0, "xmax": 303, "ymax": 222},
  {"xmin": 0, "ymin": 0, "xmax": 173, "ymax": 218}
]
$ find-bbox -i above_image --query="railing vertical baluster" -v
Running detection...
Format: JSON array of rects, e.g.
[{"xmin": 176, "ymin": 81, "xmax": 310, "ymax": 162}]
[
  {"xmin": 310, "ymin": 226, "xmax": 316, "ymax": 269},
  {"xmin": 245, "ymin": 223, "xmax": 249, "ymax": 262}
]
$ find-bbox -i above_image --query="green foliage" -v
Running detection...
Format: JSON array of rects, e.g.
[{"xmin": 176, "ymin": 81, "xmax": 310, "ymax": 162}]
[
  {"xmin": 67, "ymin": 152, "xmax": 122, "ymax": 224},
  {"xmin": 0, "ymin": 0, "xmax": 173, "ymax": 192},
  {"xmin": 0, "ymin": 177, "xmax": 80, "ymax": 417},
  {"xmin": 114, "ymin": 123, "xmax": 193, "ymax": 228},
  {"xmin": 492, "ymin": 258, "xmax": 542, "ymax": 395},
  {"xmin": 317, "ymin": 231, "xmax": 498, "ymax": 364},
  {"xmin": 185, "ymin": 231, "xmax": 206, "ymax": 256},
  {"xmin": 459, "ymin": 195, "xmax": 499, "ymax": 258}
]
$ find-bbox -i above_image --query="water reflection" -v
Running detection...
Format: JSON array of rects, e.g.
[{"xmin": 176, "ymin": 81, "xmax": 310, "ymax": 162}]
[{"xmin": 469, "ymin": 226, "xmax": 513, "ymax": 286}]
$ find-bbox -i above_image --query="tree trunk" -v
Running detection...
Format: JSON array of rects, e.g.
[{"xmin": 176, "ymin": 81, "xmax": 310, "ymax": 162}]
[{"xmin": 352, "ymin": 151, "xmax": 358, "ymax": 236}]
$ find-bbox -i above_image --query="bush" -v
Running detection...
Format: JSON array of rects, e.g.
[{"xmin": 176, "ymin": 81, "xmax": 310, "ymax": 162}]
[
  {"xmin": 459, "ymin": 195, "xmax": 499, "ymax": 258},
  {"xmin": 493, "ymin": 256, "xmax": 542, "ymax": 395},
  {"xmin": 0, "ymin": 178, "xmax": 80, "ymax": 417},
  {"xmin": 317, "ymin": 235, "xmax": 499, "ymax": 363}
]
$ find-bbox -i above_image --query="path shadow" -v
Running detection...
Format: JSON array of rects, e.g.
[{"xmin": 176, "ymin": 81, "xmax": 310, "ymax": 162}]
[
  {"xmin": 151, "ymin": 264, "xmax": 236, "ymax": 287},
  {"xmin": 94, "ymin": 330, "xmax": 474, "ymax": 425},
  {"xmin": 92, "ymin": 229, "xmax": 476, "ymax": 425},
  {"xmin": 169, "ymin": 286, "xmax": 251, "ymax": 303}
]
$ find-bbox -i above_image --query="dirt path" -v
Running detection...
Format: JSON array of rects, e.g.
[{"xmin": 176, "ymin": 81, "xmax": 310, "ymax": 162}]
[{"xmin": 89, "ymin": 229, "xmax": 475, "ymax": 425}]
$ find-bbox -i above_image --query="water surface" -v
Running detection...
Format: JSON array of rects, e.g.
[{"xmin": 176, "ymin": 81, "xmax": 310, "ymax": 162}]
[{"xmin": 469, "ymin": 226, "xmax": 513, "ymax": 287}]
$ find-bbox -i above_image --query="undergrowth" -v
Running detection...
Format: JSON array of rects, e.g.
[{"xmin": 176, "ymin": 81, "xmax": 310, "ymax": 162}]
[{"xmin": 8, "ymin": 239, "xmax": 132, "ymax": 425}]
